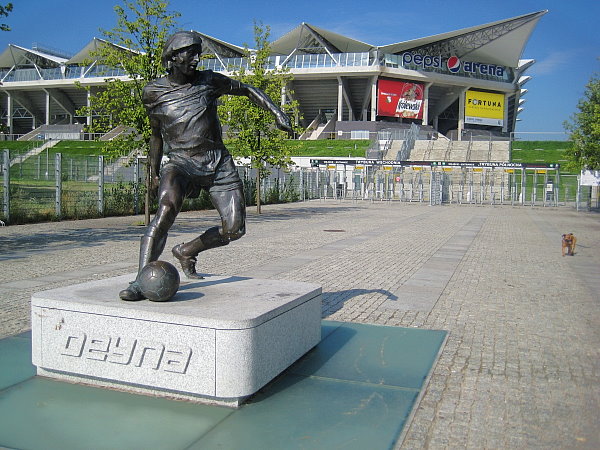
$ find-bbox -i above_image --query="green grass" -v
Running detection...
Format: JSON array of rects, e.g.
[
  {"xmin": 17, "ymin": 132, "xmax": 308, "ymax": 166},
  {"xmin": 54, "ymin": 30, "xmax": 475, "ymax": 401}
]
[
  {"xmin": 4, "ymin": 139, "xmax": 572, "ymax": 160},
  {"xmin": 511, "ymin": 141, "xmax": 571, "ymax": 163},
  {"xmin": 7, "ymin": 141, "xmax": 120, "ymax": 180},
  {"xmin": 6, "ymin": 138, "xmax": 370, "ymax": 159},
  {"xmin": 511, "ymin": 140, "xmax": 571, "ymax": 152},
  {"xmin": 2, "ymin": 141, "xmax": 109, "ymax": 162},
  {"xmin": 288, "ymin": 140, "xmax": 370, "ymax": 157},
  {"xmin": 6, "ymin": 138, "xmax": 575, "ymax": 167},
  {"xmin": 50, "ymin": 141, "xmax": 108, "ymax": 156},
  {"xmin": 224, "ymin": 139, "xmax": 370, "ymax": 158},
  {"xmin": 0, "ymin": 141, "xmax": 39, "ymax": 153}
]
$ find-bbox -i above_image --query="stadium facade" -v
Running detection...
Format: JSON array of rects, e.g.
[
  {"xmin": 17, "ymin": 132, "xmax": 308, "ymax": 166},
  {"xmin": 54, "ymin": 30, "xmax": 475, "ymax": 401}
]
[{"xmin": 0, "ymin": 10, "xmax": 545, "ymax": 141}]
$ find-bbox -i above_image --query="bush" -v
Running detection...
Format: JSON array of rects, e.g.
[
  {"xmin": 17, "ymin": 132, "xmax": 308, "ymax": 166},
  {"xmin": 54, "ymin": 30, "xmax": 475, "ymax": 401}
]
[
  {"xmin": 62, "ymin": 190, "xmax": 99, "ymax": 219},
  {"xmin": 265, "ymin": 179, "xmax": 281, "ymax": 204},
  {"xmin": 282, "ymin": 174, "xmax": 300, "ymax": 203},
  {"xmin": 182, "ymin": 189, "xmax": 214, "ymax": 211},
  {"xmin": 105, "ymin": 181, "xmax": 138, "ymax": 216},
  {"xmin": 243, "ymin": 177, "xmax": 256, "ymax": 206}
]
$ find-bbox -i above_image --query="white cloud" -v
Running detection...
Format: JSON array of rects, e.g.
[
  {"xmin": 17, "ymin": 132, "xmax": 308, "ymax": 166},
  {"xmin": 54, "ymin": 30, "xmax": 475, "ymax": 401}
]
[{"xmin": 529, "ymin": 50, "xmax": 574, "ymax": 76}]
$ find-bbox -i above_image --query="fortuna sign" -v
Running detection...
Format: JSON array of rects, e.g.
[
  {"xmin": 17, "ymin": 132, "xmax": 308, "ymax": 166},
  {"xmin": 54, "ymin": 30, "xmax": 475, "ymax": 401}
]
[
  {"xmin": 401, "ymin": 52, "xmax": 506, "ymax": 77},
  {"xmin": 468, "ymin": 98, "xmax": 502, "ymax": 107}
]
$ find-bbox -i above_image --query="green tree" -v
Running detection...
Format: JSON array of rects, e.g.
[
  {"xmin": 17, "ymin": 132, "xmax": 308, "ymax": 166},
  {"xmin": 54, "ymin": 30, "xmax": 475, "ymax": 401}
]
[
  {"xmin": 0, "ymin": 3, "xmax": 12, "ymax": 31},
  {"xmin": 76, "ymin": 0, "xmax": 180, "ymax": 223},
  {"xmin": 218, "ymin": 22, "xmax": 301, "ymax": 213},
  {"xmin": 77, "ymin": 0, "xmax": 179, "ymax": 157},
  {"xmin": 564, "ymin": 74, "xmax": 600, "ymax": 170}
]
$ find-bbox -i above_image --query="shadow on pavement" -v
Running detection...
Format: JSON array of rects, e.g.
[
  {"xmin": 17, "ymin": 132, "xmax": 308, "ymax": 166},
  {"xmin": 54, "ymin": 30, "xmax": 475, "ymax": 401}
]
[
  {"xmin": 323, "ymin": 288, "xmax": 398, "ymax": 317},
  {"xmin": 0, "ymin": 204, "xmax": 362, "ymax": 259}
]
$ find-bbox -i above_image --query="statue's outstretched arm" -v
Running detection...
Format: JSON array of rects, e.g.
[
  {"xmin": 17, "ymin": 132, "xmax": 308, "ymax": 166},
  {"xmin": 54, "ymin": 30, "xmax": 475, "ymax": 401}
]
[{"xmin": 233, "ymin": 83, "xmax": 293, "ymax": 133}]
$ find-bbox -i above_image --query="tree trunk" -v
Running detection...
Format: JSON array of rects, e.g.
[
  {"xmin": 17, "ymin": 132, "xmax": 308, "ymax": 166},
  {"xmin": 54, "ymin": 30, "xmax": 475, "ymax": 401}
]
[
  {"xmin": 145, "ymin": 162, "xmax": 151, "ymax": 225},
  {"xmin": 256, "ymin": 134, "xmax": 262, "ymax": 215},
  {"xmin": 256, "ymin": 165, "xmax": 262, "ymax": 214}
]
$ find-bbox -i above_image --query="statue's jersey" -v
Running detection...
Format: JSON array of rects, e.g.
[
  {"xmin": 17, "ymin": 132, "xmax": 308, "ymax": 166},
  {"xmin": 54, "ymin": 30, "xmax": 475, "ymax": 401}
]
[
  {"xmin": 142, "ymin": 70, "xmax": 243, "ymax": 191},
  {"xmin": 142, "ymin": 70, "xmax": 240, "ymax": 154}
]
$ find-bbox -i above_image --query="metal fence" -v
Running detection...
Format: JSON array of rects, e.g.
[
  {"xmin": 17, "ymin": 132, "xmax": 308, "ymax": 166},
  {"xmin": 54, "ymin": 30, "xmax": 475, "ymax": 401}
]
[
  {"xmin": 1, "ymin": 150, "xmax": 597, "ymax": 225},
  {"xmin": 304, "ymin": 162, "xmax": 599, "ymax": 210},
  {"xmin": 0, "ymin": 150, "xmax": 323, "ymax": 225},
  {"xmin": 1, "ymin": 150, "xmax": 145, "ymax": 224}
]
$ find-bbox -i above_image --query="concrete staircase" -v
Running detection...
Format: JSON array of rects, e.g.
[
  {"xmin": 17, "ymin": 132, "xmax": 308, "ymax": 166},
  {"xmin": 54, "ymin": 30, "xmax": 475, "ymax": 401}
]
[
  {"xmin": 489, "ymin": 141, "xmax": 510, "ymax": 161},
  {"xmin": 406, "ymin": 138, "xmax": 509, "ymax": 163},
  {"xmin": 468, "ymin": 141, "xmax": 490, "ymax": 161},
  {"xmin": 100, "ymin": 125, "xmax": 136, "ymax": 141},
  {"xmin": 409, "ymin": 140, "xmax": 431, "ymax": 160},
  {"xmin": 383, "ymin": 140, "xmax": 404, "ymax": 160},
  {"xmin": 429, "ymin": 140, "xmax": 450, "ymax": 161},
  {"xmin": 10, "ymin": 140, "xmax": 61, "ymax": 167},
  {"xmin": 449, "ymin": 141, "xmax": 469, "ymax": 161},
  {"xmin": 17, "ymin": 124, "xmax": 83, "ymax": 141}
]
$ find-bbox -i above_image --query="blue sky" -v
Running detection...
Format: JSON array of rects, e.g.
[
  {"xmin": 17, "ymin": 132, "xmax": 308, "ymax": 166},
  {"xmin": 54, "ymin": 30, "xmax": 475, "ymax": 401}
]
[{"xmin": 1, "ymin": 0, "xmax": 598, "ymax": 135}]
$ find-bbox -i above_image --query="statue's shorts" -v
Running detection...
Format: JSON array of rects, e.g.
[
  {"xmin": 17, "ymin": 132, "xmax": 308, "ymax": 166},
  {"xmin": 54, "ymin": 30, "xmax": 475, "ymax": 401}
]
[{"xmin": 160, "ymin": 148, "xmax": 243, "ymax": 198}]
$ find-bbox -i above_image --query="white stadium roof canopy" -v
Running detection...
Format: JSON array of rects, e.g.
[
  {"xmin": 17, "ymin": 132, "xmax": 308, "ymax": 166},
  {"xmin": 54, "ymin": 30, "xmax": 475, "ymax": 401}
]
[
  {"xmin": 375, "ymin": 10, "xmax": 546, "ymax": 67},
  {"xmin": 0, "ymin": 10, "xmax": 547, "ymax": 136},
  {"xmin": 270, "ymin": 23, "xmax": 375, "ymax": 56},
  {"xmin": 0, "ymin": 44, "xmax": 68, "ymax": 68},
  {"xmin": 0, "ymin": 10, "xmax": 547, "ymax": 70}
]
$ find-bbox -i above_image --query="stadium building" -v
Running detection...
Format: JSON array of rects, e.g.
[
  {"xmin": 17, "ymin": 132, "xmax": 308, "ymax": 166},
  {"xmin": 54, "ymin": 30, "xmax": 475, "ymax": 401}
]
[{"xmin": 0, "ymin": 10, "xmax": 545, "ymax": 146}]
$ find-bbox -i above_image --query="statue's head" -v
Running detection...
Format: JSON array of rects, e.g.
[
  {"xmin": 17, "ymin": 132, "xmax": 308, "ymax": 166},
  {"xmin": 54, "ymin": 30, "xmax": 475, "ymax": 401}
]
[{"xmin": 162, "ymin": 31, "xmax": 203, "ymax": 72}]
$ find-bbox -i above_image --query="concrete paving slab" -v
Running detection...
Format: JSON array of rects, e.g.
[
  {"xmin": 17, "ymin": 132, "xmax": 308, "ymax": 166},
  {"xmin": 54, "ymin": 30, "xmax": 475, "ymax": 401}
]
[
  {"xmin": 381, "ymin": 285, "xmax": 443, "ymax": 311},
  {"xmin": 2, "ymin": 280, "xmax": 49, "ymax": 289},
  {"xmin": 411, "ymin": 267, "xmax": 456, "ymax": 279},
  {"xmin": 404, "ymin": 276, "xmax": 448, "ymax": 288},
  {"xmin": 0, "ymin": 201, "xmax": 598, "ymax": 449},
  {"xmin": 421, "ymin": 259, "xmax": 460, "ymax": 271}
]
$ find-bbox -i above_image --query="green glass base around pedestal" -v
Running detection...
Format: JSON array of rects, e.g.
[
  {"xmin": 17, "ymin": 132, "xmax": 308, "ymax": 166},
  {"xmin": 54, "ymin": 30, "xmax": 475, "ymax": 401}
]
[{"xmin": 0, "ymin": 322, "xmax": 447, "ymax": 450}]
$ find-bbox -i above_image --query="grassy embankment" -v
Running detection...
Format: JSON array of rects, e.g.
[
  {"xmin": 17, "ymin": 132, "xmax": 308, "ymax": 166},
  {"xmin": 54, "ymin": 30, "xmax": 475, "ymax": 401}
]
[
  {"xmin": 511, "ymin": 141, "xmax": 572, "ymax": 169},
  {"xmin": 288, "ymin": 139, "xmax": 370, "ymax": 157},
  {"xmin": 510, "ymin": 140, "xmax": 578, "ymax": 200}
]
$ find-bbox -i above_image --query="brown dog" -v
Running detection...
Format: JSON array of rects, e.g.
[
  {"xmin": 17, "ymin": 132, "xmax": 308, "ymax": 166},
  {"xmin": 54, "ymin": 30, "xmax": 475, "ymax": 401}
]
[{"xmin": 562, "ymin": 233, "xmax": 577, "ymax": 256}]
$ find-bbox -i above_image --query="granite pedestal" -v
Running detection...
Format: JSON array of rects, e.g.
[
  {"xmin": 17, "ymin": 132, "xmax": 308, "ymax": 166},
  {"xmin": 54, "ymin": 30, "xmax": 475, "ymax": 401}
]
[{"xmin": 31, "ymin": 274, "xmax": 322, "ymax": 407}]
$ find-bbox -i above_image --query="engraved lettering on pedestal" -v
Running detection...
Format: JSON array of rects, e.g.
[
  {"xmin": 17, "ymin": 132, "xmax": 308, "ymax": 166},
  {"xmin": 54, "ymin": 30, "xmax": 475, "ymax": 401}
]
[
  {"xmin": 161, "ymin": 346, "xmax": 192, "ymax": 374},
  {"xmin": 61, "ymin": 332, "xmax": 87, "ymax": 357},
  {"xmin": 57, "ymin": 328, "xmax": 193, "ymax": 373},
  {"xmin": 86, "ymin": 335, "xmax": 111, "ymax": 361},
  {"xmin": 133, "ymin": 340, "xmax": 165, "ymax": 370},
  {"xmin": 107, "ymin": 337, "xmax": 137, "ymax": 365}
]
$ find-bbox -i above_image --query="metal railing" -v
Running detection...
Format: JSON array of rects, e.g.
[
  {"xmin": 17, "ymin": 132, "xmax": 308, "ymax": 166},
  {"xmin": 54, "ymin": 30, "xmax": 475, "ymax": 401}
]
[
  {"xmin": 0, "ymin": 150, "xmax": 325, "ymax": 225},
  {"xmin": 200, "ymin": 52, "xmax": 376, "ymax": 73},
  {"xmin": 0, "ymin": 150, "xmax": 144, "ymax": 224},
  {"xmin": 305, "ymin": 162, "xmax": 599, "ymax": 210},
  {"xmin": 399, "ymin": 123, "xmax": 419, "ymax": 161},
  {"xmin": 1, "ymin": 64, "xmax": 128, "ymax": 83},
  {"xmin": 2, "ymin": 149, "xmax": 597, "ymax": 225}
]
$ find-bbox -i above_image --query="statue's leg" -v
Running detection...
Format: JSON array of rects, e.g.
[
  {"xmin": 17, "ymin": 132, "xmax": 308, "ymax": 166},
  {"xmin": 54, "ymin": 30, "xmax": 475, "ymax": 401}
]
[
  {"xmin": 215, "ymin": 186, "xmax": 246, "ymax": 242},
  {"xmin": 120, "ymin": 228, "xmax": 170, "ymax": 302},
  {"xmin": 120, "ymin": 170, "xmax": 186, "ymax": 301},
  {"xmin": 138, "ymin": 224, "xmax": 169, "ymax": 271},
  {"xmin": 172, "ymin": 186, "xmax": 245, "ymax": 279},
  {"xmin": 172, "ymin": 226, "xmax": 225, "ymax": 279}
]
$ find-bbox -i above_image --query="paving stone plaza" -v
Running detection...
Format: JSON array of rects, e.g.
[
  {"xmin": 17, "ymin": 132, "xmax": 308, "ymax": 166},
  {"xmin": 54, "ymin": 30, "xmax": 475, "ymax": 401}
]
[{"xmin": 1, "ymin": 200, "xmax": 598, "ymax": 448}]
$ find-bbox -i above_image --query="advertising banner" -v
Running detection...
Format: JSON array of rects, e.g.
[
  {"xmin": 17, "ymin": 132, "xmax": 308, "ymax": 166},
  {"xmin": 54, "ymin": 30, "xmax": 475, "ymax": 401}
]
[
  {"xmin": 465, "ymin": 90, "xmax": 504, "ymax": 126},
  {"xmin": 377, "ymin": 79, "xmax": 424, "ymax": 119}
]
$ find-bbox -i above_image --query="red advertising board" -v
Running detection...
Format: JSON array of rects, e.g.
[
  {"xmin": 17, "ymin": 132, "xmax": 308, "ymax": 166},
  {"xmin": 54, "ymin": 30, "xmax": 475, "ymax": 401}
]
[{"xmin": 377, "ymin": 79, "xmax": 424, "ymax": 119}]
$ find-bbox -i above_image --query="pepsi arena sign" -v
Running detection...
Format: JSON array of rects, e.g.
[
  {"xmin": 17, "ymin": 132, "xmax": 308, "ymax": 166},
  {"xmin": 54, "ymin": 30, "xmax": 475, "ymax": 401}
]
[{"xmin": 402, "ymin": 52, "xmax": 506, "ymax": 77}]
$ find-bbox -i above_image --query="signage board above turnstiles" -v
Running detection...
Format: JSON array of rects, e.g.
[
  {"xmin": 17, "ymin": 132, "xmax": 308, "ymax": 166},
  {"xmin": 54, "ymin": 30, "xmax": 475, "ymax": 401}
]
[{"xmin": 310, "ymin": 159, "xmax": 560, "ymax": 170}]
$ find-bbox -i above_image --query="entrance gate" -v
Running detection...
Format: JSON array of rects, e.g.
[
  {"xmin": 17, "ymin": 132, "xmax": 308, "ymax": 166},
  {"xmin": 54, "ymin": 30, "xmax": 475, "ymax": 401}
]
[{"xmin": 310, "ymin": 159, "xmax": 563, "ymax": 206}]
